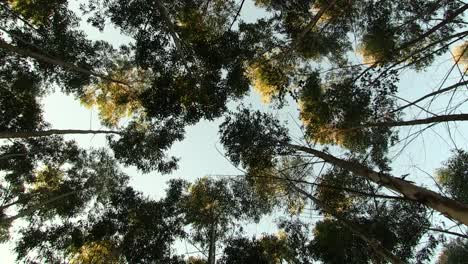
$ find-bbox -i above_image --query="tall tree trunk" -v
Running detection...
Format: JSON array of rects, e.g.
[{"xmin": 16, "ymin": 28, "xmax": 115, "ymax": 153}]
[
  {"xmin": 0, "ymin": 39, "xmax": 130, "ymax": 87},
  {"xmin": 287, "ymin": 144, "xmax": 468, "ymax": 225},
  {"xmin": 363, "ymin": 113, "xmax": 468, "ymax": 128},
  {"xmin": 207, "ymin": 221, "xmax": 217, "ymax": 264},
  {"xmin": 397, "ymin": 4, "xmax": 468, "ymax": 51},
  {"xmin": 0, "ymin": 129, "xmax": 121, "ymax": 139}
]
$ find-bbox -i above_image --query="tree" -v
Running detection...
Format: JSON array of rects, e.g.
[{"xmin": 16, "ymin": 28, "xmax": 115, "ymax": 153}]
[
  {"xmin": 1, "ymin": 0, "xmax": 468, "ymax": 262},
  {"xmin": 219, "ymin": 108, "xmax": 468, "ymax": 225},
  {"xmin": 0, "ymin": 136, "xmax": 129, "ymax": 241},
  {"xmin": 436, "ymin": 150, "xmax": 468, "ymax": 204},
  {"xmin": 15, "ymin": 185, "xmax": 185, "ymax": 263},
  {"xmin": 438, "ymin": 238, "xmax": 468, "ymax": 264},
  {"xmin": 220, "ymin": 220, "xmax": 312, "ymax": 264},
  {"xmin": 179, "ymin": 177, "xmax": 271, "ymax": 264}
]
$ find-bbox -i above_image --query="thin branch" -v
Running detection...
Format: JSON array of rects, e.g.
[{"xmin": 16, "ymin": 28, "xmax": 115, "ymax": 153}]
[
  {"xmin": 363, "ymin": 114, "xmax": 468, "ymax": 128},
  {"xmin": 0, "ymin": 39, "xmax": 131, "ymax": 87},
  {"xmin": 392, "ymin": 80, "xmax": 468, "ymax": 114},
  {"xmin": 229, "ymin": 0, "xmax": 246, "ymax": 30},
  {"xmin": 0, "ymin": 129, "xmax": 121, "ymax": 139},
  {"xmin": 427, "ymin": 227, "xmax": 468, "ymax": 239},
  {"xmin": 248, "ymin": 174, "xmax": 412, "ymax": 201},
  {"xmin": 287, "ymin": 143, "xmax": 468, "ymax": 225}
]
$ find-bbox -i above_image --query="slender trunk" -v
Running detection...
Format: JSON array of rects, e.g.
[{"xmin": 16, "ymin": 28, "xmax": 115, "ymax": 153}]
[
  {"xmin": 248, "ymin": 174, "xmax": 411, "ymax": 201},
  {"xmin": 295, "ymin": 0, "xmax": 337, "ymax": 47},
  {"xmin": 229, "ymin": 0, "xmax": 246, "ymax": 30},
  {"xmin": 362, "ymin": 114, "xmax": 468, "ymax": 128},
  {"xmin": 354, "ymin": 4, "xmax": 468, "ymax": 81},
  {"xmin": 288, "ymin": 144, "xmax": 468, "ymax": 225},
  {"xmin": 289, "ymin": 183, "xmax": 404, "ymax": 264},
  {"xmin": 207, "ymin": 221, "xmax": 217, "ymax": 264},
  {"xmin": 153, "ymin": 0, "xmax": 185, "ymax": 56},
  {"xmin": 397, "ymin": 4, "xmax": 468, "ymax": 52},
  {"xmin": 427, "ymin": 227, "xmax": 468, "ymax": 239},
  {"xmin": 0, "ymin": 39, "xmax": 130, "ymax": 87},
  {"xmin": 0, "ymin": 129, "xmax": 121, "ymax": 139},
  {"xmin": 334, "ymin": 113, "xmax": 468, "ymax": 134},
  {"xmin": 0, "ymin": 153, "xmax": 27, "ymax": 160}
]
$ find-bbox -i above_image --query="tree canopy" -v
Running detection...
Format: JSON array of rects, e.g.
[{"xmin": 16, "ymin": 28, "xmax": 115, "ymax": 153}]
[{"xmin": 1, "ymin": 0, "xmax": 468, "ymax": 263}]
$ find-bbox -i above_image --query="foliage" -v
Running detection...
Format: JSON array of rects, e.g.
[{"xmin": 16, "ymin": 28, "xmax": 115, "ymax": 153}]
[
  {"xmin": 15, "ymin": 186, "xmax": 185, "ymax": 263},
  {"xmin": 436, "ymin": 150, "xmax": 468, "ymax": 204},
  {"xmin": 438, "ymin": 238, "xmax": 468, "ymax": 264},
  {"xmin": 219, "ymin": 108, "xmax": 291, "ymax": 170},
  {"xmin": 1, "ymin": 0, "xmax": 468, "ymax": 262},
  {"xmin": 452, "ymin": 41, "xmax": 468, "ymax": 72},
  {"xmin": 180, "ymin": 177, "xmax": 271, "ymax": 251}
]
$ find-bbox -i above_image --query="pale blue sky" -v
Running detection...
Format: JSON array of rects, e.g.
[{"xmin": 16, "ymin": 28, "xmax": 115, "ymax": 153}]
[{"xmin": 1, "ymin": 0, "xmax": 467, "ymax": 262}]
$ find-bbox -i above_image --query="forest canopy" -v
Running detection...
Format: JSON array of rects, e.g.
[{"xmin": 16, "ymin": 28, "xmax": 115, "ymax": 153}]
[{"xmin": 0, "ymin": 0, "xmax": 468, "ymax": 263}]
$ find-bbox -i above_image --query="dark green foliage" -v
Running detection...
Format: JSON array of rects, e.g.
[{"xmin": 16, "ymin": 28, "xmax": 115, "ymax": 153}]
[
  {"xmin": 311, "ymin": 180, "xmax": 430, "ymax": 263},
  {"xmin": 15, "ymin": 186, "xmax": 184, "ymax": 263},
  {"xmin": 219, "ymin": 108, "xmax": 291, "ymax": 170},
  {"xmin": 179, "ymin": 177, "xmax": 273, "ymax": 252},
  {"xmin": 220, "ymin": 219, "xmax": 311, "ymax": 264},
  {"xmin": 436, "ymin": 150, "xmax": 468, "ymax": 204},
  {"xmin": 108, "ymin": 118, "xmax": 184, "ymax": 173},
  {"xmin": 1, "ymin": 0, "xmax": 467, "ymax": 262},
  {"xmin": 299, "ymin": 69, "xmax": 399, "ymax": 170},
  {"xmin": 438, "ymin": 238, "xmax": 468, "ymax": 264}
]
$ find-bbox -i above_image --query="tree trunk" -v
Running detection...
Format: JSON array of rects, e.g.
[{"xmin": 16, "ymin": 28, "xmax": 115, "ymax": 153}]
[
  {"xmin": 0, "ymin": 129, "xmax": 121, "ymax": 139},
  {"xmin": 207, "ymin": 221, "xmax": 217, "ymax": 264},
  {"xmin": 363, "ymin": 113, "xmax": 468, "ymax": 128},
  {"xmin": 397, "ymin": 3, "xmax": 468, "ymax": 51},
  {"xmin": 288, "ymin": 144, "xmax": 468, "ymax": 225},
  {"xmin": 153, "ymin": 0, "xmax": 185, "ymax": 57},
  {"xmin": 0, "ymin": 39, "xmax": 130, "ymax": 87}
]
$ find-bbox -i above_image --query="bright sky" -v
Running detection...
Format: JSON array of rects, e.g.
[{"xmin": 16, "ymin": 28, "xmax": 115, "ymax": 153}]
[{"xmin": 1, "ymin": 1, "xmax": 467, "ymax": 262}]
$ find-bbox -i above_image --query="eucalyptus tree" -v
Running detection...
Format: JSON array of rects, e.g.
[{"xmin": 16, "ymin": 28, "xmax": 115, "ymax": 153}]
[
  {"xmin": 1, "ymin": 0, "xmax": 468, "ymax": 262},
  {"xmin": 14, "ymin": 185, "xmax": 186, "ymax": 263},
  {"xmin": 436, "ymin": 150, "xmax": 468, "ymax": 204},
  {"xmin": 438, "ymin": 238, "xmax": 468, "ymax": 264},
  {"xmin": 179, "ymin": 177, "xmax": 272, "ymax": 264},
  {"xmin": 0, "ymin": 136, "xmax": 129, "ymax": 241}
]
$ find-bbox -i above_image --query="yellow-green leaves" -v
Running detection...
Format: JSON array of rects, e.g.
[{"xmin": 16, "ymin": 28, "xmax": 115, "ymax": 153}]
[
  {"xmin": 357, "ymin": 31, "xmax": 396, "ymax": 65},
  {"xmin": 80, "ymin": 59, "xmax": 150, "ymax": 127},
  {"xmin": 32, "ymin": 165, "xmax": 63, "ymax": 191},
  {"xmin": 8, "ymin": 0, "xmax": 65, "ymax": 26},
  {"xmin": 70, "ymin": 241, "xmax": 120, "ymax": 264},
  {"xmin": 246, "ymin": 58, "xmax": 290, "ymax": 103},
  {"xmin": 452, "ymin": 41, "xmax": 468, "ymax": 72}
]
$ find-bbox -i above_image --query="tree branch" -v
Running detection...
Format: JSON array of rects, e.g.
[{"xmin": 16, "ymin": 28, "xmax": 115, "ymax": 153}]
[
  {"xmin": 287, "ymin": 143, "xmax": 468, "ymax": 225},
  {"xmin": 392, "ymin": 80, "xmax": 468, "ymax": 113},
  {"xmin": 0, "ymin": 39, "xmax": 131, "ymax": 87},
  {"xmin": 0, "ymin": 129, "xmax": 121, "ymax": 139}
]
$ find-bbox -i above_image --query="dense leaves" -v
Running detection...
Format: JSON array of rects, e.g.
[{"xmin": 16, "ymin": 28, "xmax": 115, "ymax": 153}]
[
  {"xmin": 1, "ymin": 0, "xmax": 468, "ymax": 262},
  {"xmin": 436, "ymin": 150, "xmax": 468, "ymax": 204}
]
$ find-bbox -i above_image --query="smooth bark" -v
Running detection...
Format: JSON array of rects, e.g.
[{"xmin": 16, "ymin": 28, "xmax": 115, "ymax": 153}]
[{"xmin": 288, "ymin": 144, "xmax": 468, "ymax": 225}]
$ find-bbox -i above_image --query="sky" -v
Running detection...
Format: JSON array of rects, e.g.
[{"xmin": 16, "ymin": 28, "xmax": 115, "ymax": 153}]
[{"xmin": 1, "ymin": 0, "xmax": 467, "ymax": 262}]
